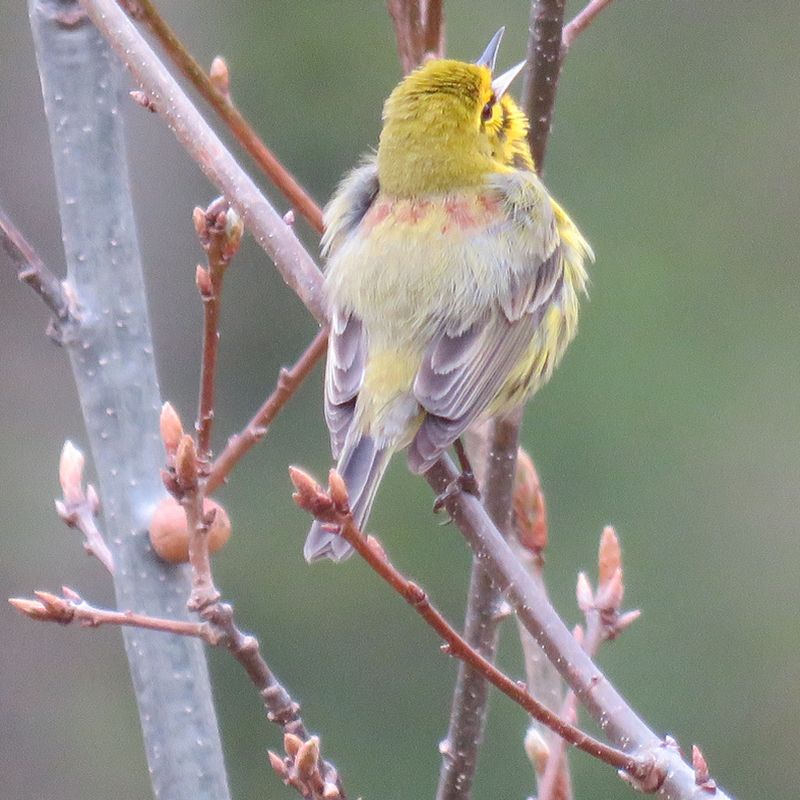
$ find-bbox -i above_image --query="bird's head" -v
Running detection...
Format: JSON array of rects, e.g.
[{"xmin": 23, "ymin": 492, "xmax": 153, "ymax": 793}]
[{"xmin": 377, "ymin": 28, "xmax": 531, "ymax": 197}]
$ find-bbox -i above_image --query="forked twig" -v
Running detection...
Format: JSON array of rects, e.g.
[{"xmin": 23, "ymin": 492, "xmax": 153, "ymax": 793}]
[
  {"xmin": 289, "ymin": 467, "xmax": 655, "ymax": 783},
  {"xmin": 10, "ymin": 588, "xmax": 345, "ymax": 799},
  {"xmin": 123, "ymin": 0, "xmax": 324, "ymax": 233}
]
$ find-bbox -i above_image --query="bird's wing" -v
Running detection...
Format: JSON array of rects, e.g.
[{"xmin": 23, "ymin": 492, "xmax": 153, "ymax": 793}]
[
  {"xmin": 409, "ymin": 249, "xmax": 562, "ymax": 472},
  {"xmin": 409, "ymin": 172, "xmax": 564, "ymax": 473},
  {"xmin": 321, "ymin": 156, "xmax": 380, "ymax": 257},
  {"xmin": 321, "ymin": 158, "xmax": 379, "ymax": 457},
  {"xmin": 324, "ymin": 309, "xmax": 367, "ymax": 459}
]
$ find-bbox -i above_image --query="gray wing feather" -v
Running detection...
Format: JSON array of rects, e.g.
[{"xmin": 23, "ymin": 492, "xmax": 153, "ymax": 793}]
[
  {"xmin": 408, "ymin": 248, "xmax": 563, "ymax": 473},
  {"xmin": 324, "ymin": 311, "xmax": 366, "ymax": 458},
  {"xmin": 321, "ymin": 158, "xmax": 378, "ymax": 458}
]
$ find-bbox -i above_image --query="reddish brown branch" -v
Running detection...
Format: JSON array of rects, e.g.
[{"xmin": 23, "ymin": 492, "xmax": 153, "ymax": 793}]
[
  {"xmin": 123, "ymin": 0, "xmax": 324, "ymax": 233},
  {"xmin": 206, "ymin": 328, "xmax": 328, "ymax": 494},
  {"xmin": 421, "ymin": 0, "xmax": 445, "ymax": 58},
  {"xmin": 387, "ymin": 0, "xmax": 444, "ymax": 74},
  {"xmin": 193, "ymin": 199, "xmax": 244, "ymax": 461},
  {"xmin": 81, "ymin": 0, "xmax": 327, "ymax": 323},
  {"xmin": 562, "ymin": 0, "xmax": 615, "ymax": 54},
  {"xmin": 10, "ymin": 588, "xmax": 345, "ymax": 798},
  {"xmin": 10, "ymin": 589, "xmax": 212, "ymax": 638},
  {"xmin": 289, "ymin": 468, "xmax": 652, "ymax": 781}
]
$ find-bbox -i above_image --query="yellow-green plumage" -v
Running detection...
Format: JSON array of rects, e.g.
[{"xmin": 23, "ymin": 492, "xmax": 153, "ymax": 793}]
[{"xmin": 305, "ymin": 51, "xmax": 593, "ymax": 562}]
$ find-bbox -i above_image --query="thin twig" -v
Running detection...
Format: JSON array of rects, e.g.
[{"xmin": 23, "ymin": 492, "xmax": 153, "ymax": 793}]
[
  {"xmin": 206, "ymin": 328, "xmax": 328, "ymax": 494},
  {"xmin": 562, "ymin": 0, "xmax": 615, "ymax": 54},
  {"xmin": 538, "ymin": 529, "xmax": 639, "ymax": 800},
  {"xmin": 289, "ymin": 468, "xmax": 651, "ymax": 780},
  {"xmin": 10, "ymin": 588, "xmax": 345, "ymax": 799},
  {"xmin": 0, "ymin": 204, "xmax": 71, "ymax": 331},
  {"xmin": 56, "ymin": 441, "xmax": 115, "ymax": 573},
  {"xmin": 10, "ymin": 589, "xmax": 212, "ymax": 636},
  {"xmin": 124, "ymin": 0, "xmax": 324, "ymax": 233},
  {"xmin": 80, "ymin": 0, "xmax": 327, "ymax": 323},
  {"xmin": 192, "ymin": 199, "xmax": 244, "ymax": 461}
]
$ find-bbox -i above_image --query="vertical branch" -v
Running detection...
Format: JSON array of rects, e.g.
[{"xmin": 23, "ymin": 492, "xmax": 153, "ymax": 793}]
[
  {"xmin": 28, "ymin": 2, "xmax": 231, "ymax": 799},
  {"xmin": 522, "ymin": 0, "xmax": 567, "ymax": 173},
  {"xmin": 436, "ymin": 411, "xmax": 521, "ymax": 800}
]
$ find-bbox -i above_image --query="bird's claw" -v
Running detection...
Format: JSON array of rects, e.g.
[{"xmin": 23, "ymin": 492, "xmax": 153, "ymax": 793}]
[{"xmin": 433, "ymin": 470, "xmax": 481, "ymax": 513}]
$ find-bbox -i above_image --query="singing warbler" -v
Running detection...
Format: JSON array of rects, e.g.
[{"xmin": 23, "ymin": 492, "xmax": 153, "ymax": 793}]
[{"xmin": 305, "ymin": 29, "xmax": 593, "ymax": 562}]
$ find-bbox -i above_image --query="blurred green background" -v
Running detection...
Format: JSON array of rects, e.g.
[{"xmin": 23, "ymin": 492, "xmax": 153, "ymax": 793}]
[{"xmin": 1, "ymin": 2, "xmax": 797, "ymax": 798}]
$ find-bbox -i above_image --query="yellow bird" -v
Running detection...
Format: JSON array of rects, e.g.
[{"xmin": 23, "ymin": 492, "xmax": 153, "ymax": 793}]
[{"xmin": 305, "ymin": 29, "xmax": 593, "ymax": 562}]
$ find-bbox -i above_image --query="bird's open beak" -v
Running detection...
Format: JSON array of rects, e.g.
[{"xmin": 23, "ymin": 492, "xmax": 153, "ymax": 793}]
[
  {"xmin": 475, "ymin": 27, "xmax": 505, "ymax": 73},
  {"xmin": 492, "ymin": 60, "xmax": 527, "ymax": 97},
  {"xmin": 477, "ymin": 28, "xmax": 526, "ymax": 97}
]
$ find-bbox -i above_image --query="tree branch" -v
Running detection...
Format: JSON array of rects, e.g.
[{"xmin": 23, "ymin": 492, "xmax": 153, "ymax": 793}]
[
  {"xmin": 436, "ymin": 412, "xmax": 521, "ymax": 800},
  {"xmin": 562, "ymin": 0, "xmax": 615, "ymax": 55},
  {"xmin": 290, "ymin": 468, "xmax": 652, "ymax": 782},
  {"xmin": 10, "ymin": 588, "xmax": 346, "ymax": 799},
  {"xmin": 28, "ymin": 2, "xmax": 230, "ymax": 797},
  {"xmin": 522, "ymin": 0, "xmax": 567, "ymax": 173},
  {"xmin": 121, "ymin": 0, "xmax": 324, "ymax": 233},
  {"xmin": 79, "ymin": 0, "xmax": 326, "ymax": 323},
  {"xmin": 192, "ymin": 198, "xmax": 244, "ymax": 463},
  {"xmin": 206, "ymin": 328, "xmax": 328, "ymax": 494},
  {"xmin": 0, "ymin": 204, "xmax": 72, "ymax": 335},
  {"xmin": 422, "ymin": 455, "xmax": 733, "ymax": 799}
]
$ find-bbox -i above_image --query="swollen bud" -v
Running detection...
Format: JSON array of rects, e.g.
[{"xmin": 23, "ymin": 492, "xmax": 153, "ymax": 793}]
[
  {"xmin": 159, "ymin": 402, "xmax": 184, "ymax": 457},
  {"xmin": 209, "ymin": 56, "xmax": 231, "ymax": 98},
  {"xmin": 598, "ymin": 525, "xmax": 621, "ymax": 586},
  {"xmin": 149, "ymin": 496, "xmax": 231, "ymax": 564},
  {"xmin": 295, "ymin": 736, "xmax": 320, "ymax": 779},
  {"xmin": 283, "ymin": 733, "xmax": 303, "ymax": 757},
  {"xmin": 175, "ymin": 434, "xmax": 199, "ymax": 490},
  {"xmin": 524, "ymin": 727, "xmax": 549, "ymax": 773},
  {"xmin": 512, "ymin": 447, "xmax": 548, "ymax": 554},
  {"xmin": 328, "ymin": 469, "xmax": 349, "ymax": 512}
]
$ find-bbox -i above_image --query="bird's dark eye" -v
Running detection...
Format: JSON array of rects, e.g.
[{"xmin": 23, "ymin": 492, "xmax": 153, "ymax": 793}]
[{"xmin": 481, "ymin": 94, "xmax": 496, "ymax": 122}]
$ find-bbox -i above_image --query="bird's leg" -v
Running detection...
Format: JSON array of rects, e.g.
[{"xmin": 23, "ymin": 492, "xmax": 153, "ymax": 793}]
[{"xmin": 433, "ymin": 438, "xmax": 481, "ymax": 513}]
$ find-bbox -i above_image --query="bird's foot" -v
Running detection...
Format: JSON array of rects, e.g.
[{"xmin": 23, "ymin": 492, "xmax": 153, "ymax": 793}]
[{"xmin": 433, "ymin": 469, "xmax": 481, "ymax": 514}]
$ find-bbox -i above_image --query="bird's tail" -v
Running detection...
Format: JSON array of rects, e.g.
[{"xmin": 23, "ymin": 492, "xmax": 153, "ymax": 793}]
[{"xmin": 303, "ymin": 435, "xmax": 391, "ymax": 563}]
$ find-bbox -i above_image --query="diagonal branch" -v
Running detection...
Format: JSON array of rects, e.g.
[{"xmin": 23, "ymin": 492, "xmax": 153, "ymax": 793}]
[
  {"xmin": 562, "ymin": 0, "xmax": 615, "ymax": 54},
  {"xmin": 422, "ymin": 455, "xmax": 733, "ymax": 799},
  {"xmin": 289, "ymin": 467, "xmax": 653, "ymax": 782},
  {"xmin": 207, "ymin": 328, "xmax": 328, "ymax": 494},
  {"xmin": 10, "ymin": 588, "xmax": 346, "ymax": 799},
  {"xmin": 79, "ymin": 0, "xmax": 326, "ymax": 323},
  {"xmin": 120, "ymin": 0, "xmax": 324, "ymax": 233},
  {"xmin": 0, "ymin": 204, "xmax": 72, "ymax": 331}
]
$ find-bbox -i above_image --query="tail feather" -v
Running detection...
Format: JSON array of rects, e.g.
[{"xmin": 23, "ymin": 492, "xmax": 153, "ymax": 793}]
[{"xmin": 304, "ymin": 435, "xmax": 391, "ymax": 563}]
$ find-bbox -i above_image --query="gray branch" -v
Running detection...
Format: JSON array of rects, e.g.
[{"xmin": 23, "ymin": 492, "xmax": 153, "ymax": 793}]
[
  {"xmin": 28, "ymin": 2, "xmax": 230, "ymax": 798},
  {"xmin": 425, "ymin": 456, "xmax": 735, "ymax": 800},
  {"xmin": 436, "ymin": 413, "xmax": 520, "ymax": 800}
]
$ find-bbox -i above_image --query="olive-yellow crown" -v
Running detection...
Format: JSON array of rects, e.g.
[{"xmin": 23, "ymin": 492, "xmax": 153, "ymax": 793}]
[{"xmin": 377, "ymin": 31, "xmax": 531, "ymax": 197}]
